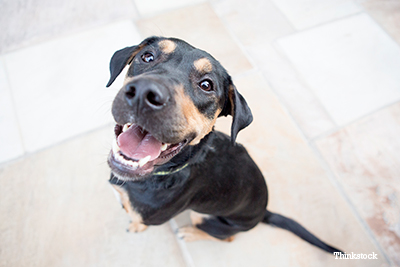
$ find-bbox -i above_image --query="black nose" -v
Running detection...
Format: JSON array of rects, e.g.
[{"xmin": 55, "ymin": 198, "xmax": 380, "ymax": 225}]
[{"xmin": 125, "ymin": 80, "xmax": 168, "ymax": 110}]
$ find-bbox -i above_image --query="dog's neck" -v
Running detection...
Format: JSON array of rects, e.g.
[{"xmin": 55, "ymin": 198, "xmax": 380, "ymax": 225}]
[{"xmin": 153, "ymin": 131, "xmax": 214, "ymax": 174}]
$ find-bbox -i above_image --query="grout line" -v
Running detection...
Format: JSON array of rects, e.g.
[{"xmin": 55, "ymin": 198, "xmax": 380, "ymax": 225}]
[
  {"xmin": 268, "ymin": 0, "xmax": 298, "ymax": 33},
  {"xmin": 283, "ymin": 10, "xmax": 365, "ymax": 34},
  {"xmin": 0, "ymin": 122, "xmax": 114, "ymax": 169},
  {"xmin": 132, "ymin": 0, "xmax": 209, "ymax": 21},
  {"xmin": 1, "ymin": 56, "xmax": 27, "ymax": 154},
  {"xmin": 270, "ymin": 0, "xmax": 366, "ymax": 36},
  {"xmin": 359, "ymin": 5, "xmax": 400, "ymax": 51},
  {"xmin": 210, "ymin": 1, "xmax": 259, "ymax": 74},
  {"xmin": 312, "ymin": 99, "xmax": 400, "ymax": 143},
  {"xmin": 271, "ymin": 39, "xmax": 338, "ymax": 138},
  {"xmin": 0, "ymin": 18, "xmax": 137, "ymax": 56},
  {"xmin": 309, "ymin": 141, "xmax": 393, "ymax": 265},
  {"xmin": 169, "ymin": 219, "xmax": 196, "ymax": 267},
  {"xmin": 129, "ymin": 0, "xmax": 142, "ymax": 19},
  {"xmin": 352, "ymin": 0, "xmax": 400, "ymax": 48}
]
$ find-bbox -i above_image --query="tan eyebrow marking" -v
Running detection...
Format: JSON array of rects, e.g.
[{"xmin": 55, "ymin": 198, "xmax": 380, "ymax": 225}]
[
  {"xmin": 158, "ymin": 40, "xmax": 176, "ymax": 54},
  {"xmin": 194, "ymin": 58, "xmax": 213, "ymax": 74}
]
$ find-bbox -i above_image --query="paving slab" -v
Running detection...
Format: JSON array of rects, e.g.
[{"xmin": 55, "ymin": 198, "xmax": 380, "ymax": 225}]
[
  {"xmin": 4, "ymin": 20, "xmax": 141, "ymax": 153},
  {"xmin": 277, "ymin": 14, "xmax": 400, "ymax": 126},
  {"xmin": 0, "ymin": 0, "xmax": 138, "ymax": 53}
]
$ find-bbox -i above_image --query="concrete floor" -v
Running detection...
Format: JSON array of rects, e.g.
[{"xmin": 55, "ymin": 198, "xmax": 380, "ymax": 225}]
[{"xmin": 1, "ymin": 0, "xmax": 400, "ymax": 266}]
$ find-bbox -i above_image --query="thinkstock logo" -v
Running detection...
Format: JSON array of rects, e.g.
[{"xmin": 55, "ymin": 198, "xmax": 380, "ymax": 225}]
[{"xmin": 334, "ymin": 252, "xmax": 378, "ymax": 260}]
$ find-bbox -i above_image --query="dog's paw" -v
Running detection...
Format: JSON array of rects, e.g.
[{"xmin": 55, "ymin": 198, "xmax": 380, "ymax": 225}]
[
  {"xmin": 177, "ymin": 226, "xmax": 235, "ymax": 242},
  {"xmin": 224, "ymin": 236, "xmax": 235, "ymax": 242},
  {"xmin": 177, "ymin": 226, "xmax": 201, "ymax": 242},
  {"xmin": 127, "ymin": 222, "xmax": 148, "ymax": 233}
]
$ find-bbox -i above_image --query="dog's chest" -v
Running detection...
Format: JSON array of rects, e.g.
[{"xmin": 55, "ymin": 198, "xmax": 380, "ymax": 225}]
[{"xmin": 110, "ymin": 174, "xmax": 193, "ymax": 225}]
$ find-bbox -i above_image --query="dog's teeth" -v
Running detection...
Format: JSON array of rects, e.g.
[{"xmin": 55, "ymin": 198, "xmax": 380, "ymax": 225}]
[
  {"xmin": 113, "ymin": 151, "xmax": 141, "ymax": 169},
  {"xmin": 131, "ymin": 161, "xmax": 139, "ymax": 169},
  {"xmin": 138, "ymin": 156, "xmax": 151, "ymax": 167},
  {"xmin": 161, "ymin": 143, "xmax": 168, "ymax": 152},
  {"xmin": 122, "ymin": 123, "xmax": 132, "ymax": 132},
  {"xmin": 112, "ymin": 139, "xmax": 120, "ymax": 153},
  {"xmin": 127, "ymin": 160, "xmax": 138, "ymax": 168},
  {"xmin": 115, "ymin": 152, "xmax": 124, "ymax": 162}
]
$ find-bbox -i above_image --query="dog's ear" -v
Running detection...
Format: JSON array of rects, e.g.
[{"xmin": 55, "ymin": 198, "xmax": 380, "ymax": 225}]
[
  {"xmin": 220, "ymin": 78, "xmax": 253, "ymax": 144},
  {"xmin": 106, "ymin": 45, "xmax": 141, "ymax": 87}
]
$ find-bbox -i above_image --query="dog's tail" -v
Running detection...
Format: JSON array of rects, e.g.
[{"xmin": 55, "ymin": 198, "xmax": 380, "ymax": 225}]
[{"xmin": 262, "ymin": 210, "xmax": 342, "ymax": 254}]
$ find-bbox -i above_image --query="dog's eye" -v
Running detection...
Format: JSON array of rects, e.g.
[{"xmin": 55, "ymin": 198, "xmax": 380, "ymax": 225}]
[
  {"xmin": 141, "ymin": 52, "xmax": 154, "ymax": 63},
  {"xmin": 199, "ymin": 80, "xmax": 213, "ymax": 92}
]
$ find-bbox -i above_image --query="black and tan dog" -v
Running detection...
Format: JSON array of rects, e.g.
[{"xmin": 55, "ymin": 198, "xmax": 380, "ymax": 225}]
[{"xmin": 106, "ymin": 36, "xmax": 341, "ymax": 253}]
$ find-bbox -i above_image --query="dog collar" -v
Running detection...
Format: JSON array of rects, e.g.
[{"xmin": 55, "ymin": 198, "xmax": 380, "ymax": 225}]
[{"xmin": 152, "ymin": 163, "xmax": 189, "ymax": 176}]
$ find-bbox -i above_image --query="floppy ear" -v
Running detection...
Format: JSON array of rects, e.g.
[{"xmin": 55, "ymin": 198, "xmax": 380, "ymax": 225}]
[
  {"xmin": 220, "ymin": 78, "xmax": 253, "ymax": 144},
  {"xmin": 106, "ymin": 45, "xmax": 140, "ymax": 87}
]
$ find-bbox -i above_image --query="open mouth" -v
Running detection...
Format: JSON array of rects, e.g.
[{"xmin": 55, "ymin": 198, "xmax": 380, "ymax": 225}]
[{"xmin": 108, "ymin": 123, "xmax": 188, "ymax": 180}]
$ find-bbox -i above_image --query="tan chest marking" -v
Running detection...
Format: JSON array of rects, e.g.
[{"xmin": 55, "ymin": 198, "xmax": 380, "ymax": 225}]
[{"xmin": 111, "ymin": 184, "xmax": 148, "ymax": 233}]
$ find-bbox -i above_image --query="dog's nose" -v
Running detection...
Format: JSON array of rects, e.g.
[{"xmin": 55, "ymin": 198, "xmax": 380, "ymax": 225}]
[{"xmin": 125, "ymin": 80, "xmax": 168, "ymax": 110}]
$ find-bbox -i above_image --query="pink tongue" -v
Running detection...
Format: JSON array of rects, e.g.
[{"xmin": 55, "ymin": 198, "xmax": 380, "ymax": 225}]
[{"xmin": 117, "ymin": 125, "xmax": 162, "ymax": 161}]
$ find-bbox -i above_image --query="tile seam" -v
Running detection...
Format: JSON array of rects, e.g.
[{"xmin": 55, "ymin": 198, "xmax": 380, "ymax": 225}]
[
  {"xmin": 209, "ymin": 1, "xmax": 258, "ymax": 74},
  {"xmin": 277, "ymin": 8, "xmax": 365, "ymax": 33},
  {"xmin": 268, "ymin": 0, "xmax": 298, "ymax": 31},
  {"xmin": 0, "ymin": 18, "xmax": 137, "ymax": 56},
  {"xmin": 1, "ymin": 56, "xmax": 27, "ymax": 157},
  {"xmin": 132, "ymin": 0, "xmax": 209, "ymax": 21},
  {"xmin": 312, "ymin": 99, "xmax": 400, "ymax": 143},
  {"xmin": 169, "ymin": 219, "xmax": 196, "ymax": 267},
  {"xmin": 0, "ymin": 123, "xmax": 114, "ymax": 169},
  {"xmin": 360, "ymin": 3, "xmax": 400, "ymax": 48},
  {"xmin": 272, "ymin": 40, "xmax": 338, "ymax": 139},
  {"xmin": 309, "ymin": 141, "xmax": 393, "ymax": 265}
]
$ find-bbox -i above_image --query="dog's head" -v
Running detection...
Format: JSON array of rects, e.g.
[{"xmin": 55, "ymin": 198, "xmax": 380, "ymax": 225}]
[{"xmin": 107, "ymin": 36, "xmax": 252, "ymax": 180}]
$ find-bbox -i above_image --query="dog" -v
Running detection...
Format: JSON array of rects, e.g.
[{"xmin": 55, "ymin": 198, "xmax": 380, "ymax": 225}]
[{"xmin": 106, "ymin": 36, "xmax": 342, "ymax": 253}]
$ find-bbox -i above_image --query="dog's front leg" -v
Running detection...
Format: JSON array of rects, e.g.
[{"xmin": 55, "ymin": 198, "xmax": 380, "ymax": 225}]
[{"xmin": 111, "ymin": 184, "xmax": 148, "ymax": 233}]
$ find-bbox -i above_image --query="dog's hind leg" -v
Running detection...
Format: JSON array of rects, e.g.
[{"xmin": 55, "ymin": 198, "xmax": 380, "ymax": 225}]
[{"xmin": 177, "ymin": 211, "xmax": 239, "ymax": 242}]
